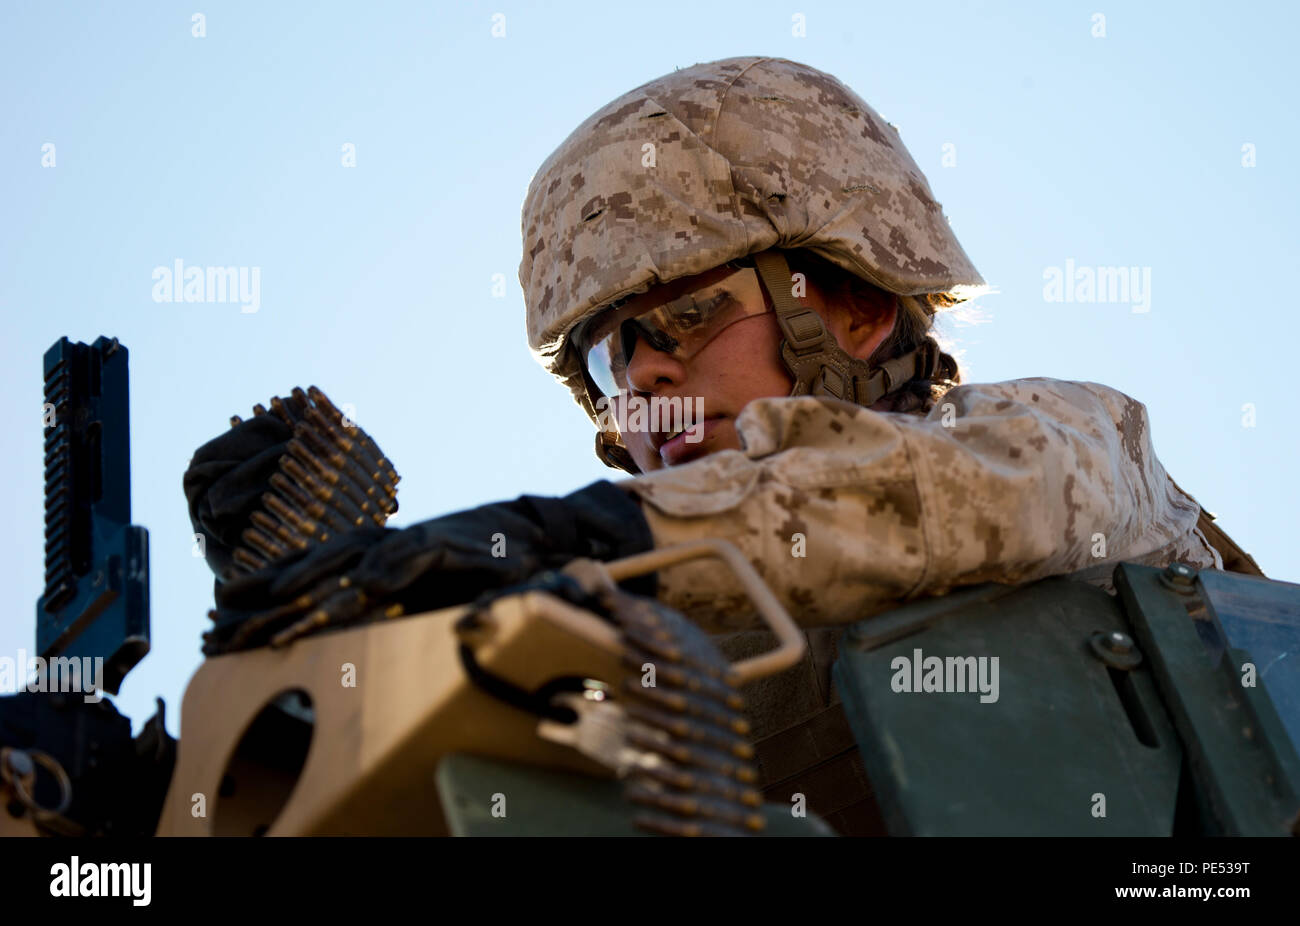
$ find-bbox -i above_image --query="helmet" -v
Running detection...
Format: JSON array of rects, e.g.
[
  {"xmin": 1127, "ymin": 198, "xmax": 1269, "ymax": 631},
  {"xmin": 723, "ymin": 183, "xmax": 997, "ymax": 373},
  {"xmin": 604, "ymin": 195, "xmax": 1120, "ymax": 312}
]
[{"xmin": 519, "ymin": 55, "xmax": 984, "ymax": 471}]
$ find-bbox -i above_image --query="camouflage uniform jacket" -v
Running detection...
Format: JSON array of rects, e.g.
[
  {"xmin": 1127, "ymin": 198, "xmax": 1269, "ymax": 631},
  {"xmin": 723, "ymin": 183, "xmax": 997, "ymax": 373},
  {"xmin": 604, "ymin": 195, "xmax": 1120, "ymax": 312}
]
[{"xmin": 617, "ymin": 376, "xmax": 1233, "ymax": 738}]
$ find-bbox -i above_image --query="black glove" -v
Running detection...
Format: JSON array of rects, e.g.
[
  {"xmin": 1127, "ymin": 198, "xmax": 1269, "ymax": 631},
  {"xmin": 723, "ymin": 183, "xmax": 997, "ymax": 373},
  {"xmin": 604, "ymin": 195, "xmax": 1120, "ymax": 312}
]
[
  {"xmin": 183, "ymin": 413, "xmax": 296, "ymax": 580},
  {"xmin": 205, "ymin": 480, "xmax": 653, "ymax": 654}
]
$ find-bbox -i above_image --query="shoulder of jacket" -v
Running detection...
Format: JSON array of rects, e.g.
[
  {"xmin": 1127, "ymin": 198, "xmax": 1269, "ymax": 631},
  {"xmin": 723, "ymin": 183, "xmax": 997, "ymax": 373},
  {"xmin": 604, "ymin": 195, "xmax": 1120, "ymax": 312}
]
[{"xmin": 934, "ymin": 377, "xmax": 1131, "ymax": 416}]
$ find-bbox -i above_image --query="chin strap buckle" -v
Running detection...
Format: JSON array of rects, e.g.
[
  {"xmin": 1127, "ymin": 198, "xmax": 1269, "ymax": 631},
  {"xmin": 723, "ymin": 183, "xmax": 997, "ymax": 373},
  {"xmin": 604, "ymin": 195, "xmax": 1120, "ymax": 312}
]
[{"xmin": 776, "ymin": 308, "xmax": 827, "ymax": 356}]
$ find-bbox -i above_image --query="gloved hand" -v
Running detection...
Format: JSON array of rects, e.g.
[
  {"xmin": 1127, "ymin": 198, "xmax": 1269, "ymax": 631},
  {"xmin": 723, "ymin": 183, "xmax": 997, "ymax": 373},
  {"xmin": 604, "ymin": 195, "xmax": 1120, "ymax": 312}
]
[
  {"xmin": 204, "ymin": 480, "xmax": 653, "ymax": 654},
  {"xmin": 183, "ymin": 410, "xmax": 299, "ymax": 580}
]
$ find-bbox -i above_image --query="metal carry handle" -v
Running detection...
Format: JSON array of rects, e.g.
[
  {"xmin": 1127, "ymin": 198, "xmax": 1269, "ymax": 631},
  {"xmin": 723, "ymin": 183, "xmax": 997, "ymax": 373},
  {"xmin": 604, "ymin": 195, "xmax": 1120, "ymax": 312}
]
[
  {"xmin": 576, "ymin": 539, "xmax": 807, "ymax": 685},
  {"xmin": 1, "ymin": 747, "xmax": 73, "ymax": 820}
]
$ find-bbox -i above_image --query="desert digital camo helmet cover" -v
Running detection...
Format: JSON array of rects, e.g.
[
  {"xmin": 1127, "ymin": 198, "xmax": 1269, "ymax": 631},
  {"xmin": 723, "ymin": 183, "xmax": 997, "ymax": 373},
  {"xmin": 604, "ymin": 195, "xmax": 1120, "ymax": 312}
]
[{"xmin": 518, "ymin": 55, "xmax": 984, "ymax": 432}]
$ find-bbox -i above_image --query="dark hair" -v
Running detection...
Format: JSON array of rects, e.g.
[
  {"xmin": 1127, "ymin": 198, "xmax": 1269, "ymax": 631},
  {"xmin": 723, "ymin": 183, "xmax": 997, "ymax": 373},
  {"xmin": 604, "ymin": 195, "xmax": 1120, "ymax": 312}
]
[{"xmin": 782, "ymin": 248, "xmax": 962, "ymax": 414}]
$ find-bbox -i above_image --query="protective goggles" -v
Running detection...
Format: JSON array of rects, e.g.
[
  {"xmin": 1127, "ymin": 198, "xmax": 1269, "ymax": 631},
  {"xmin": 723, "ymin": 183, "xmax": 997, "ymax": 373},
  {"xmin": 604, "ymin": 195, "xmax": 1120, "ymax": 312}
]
[{"xmin": 577, "ymin": 261, "xmax": 772, "ymax": 401}]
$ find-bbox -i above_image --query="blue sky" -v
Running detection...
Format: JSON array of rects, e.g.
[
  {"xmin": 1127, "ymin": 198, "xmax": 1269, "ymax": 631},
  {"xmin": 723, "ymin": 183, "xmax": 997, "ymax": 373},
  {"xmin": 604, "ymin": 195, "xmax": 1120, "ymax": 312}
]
[{"xmin": 2, "ymin": 1, "xmax": 1296, "ymax": 734}]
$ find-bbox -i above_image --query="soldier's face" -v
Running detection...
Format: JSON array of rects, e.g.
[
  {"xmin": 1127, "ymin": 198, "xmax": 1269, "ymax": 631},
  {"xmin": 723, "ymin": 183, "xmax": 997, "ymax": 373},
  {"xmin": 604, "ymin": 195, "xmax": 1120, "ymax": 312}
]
[{"xmin": 611, "ymin": 260, "xmax": 897, "ymax": 472}]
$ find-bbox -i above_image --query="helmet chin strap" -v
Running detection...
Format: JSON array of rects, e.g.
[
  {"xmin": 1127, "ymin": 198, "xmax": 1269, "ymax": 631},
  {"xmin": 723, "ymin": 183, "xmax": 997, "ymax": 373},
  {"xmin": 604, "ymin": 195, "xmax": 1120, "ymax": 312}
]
[
  {"xmin": 751, "ymin": 250, "xmax": 940, "ymax": 406},
  {"xmin": 595, "ymin": 428, "xmax": 639, "ymax": 473}
]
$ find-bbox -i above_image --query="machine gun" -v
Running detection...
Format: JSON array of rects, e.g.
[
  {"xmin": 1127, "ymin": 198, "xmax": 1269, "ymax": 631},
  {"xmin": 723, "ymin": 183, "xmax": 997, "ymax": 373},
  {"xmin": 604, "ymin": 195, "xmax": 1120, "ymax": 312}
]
[{"xmin": 0, "ymin": 337, "xmax": 169, "ymax": 836}]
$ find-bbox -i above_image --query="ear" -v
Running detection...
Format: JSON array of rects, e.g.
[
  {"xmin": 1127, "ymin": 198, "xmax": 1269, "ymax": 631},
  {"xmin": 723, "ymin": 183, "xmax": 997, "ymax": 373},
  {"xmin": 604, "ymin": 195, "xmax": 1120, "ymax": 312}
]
[{"xmin": 820, "ymin": 293, "xmax": 898, "ymax": 361}]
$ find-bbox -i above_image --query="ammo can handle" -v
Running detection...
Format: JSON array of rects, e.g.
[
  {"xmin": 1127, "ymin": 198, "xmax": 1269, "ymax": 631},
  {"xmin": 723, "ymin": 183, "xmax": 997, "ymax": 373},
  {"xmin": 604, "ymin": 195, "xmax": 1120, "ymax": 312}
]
[{"xmin": 595, "ymin": 539, "xmax": 807, "ymax": 685}]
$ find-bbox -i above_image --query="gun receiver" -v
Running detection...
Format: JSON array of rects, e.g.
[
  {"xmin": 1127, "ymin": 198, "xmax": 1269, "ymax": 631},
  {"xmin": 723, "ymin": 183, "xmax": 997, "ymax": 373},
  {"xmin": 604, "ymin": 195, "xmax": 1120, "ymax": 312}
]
[{"xmin": 37, "ymin": 336, "xmax": 150, "ymax": 696}]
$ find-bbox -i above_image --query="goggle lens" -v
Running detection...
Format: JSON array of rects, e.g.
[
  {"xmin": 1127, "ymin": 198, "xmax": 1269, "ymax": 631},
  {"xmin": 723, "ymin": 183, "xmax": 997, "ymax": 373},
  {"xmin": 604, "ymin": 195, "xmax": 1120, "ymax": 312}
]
[{"xmin": 581, "ymin": 265, "xmax": 768, "ymax": 399}]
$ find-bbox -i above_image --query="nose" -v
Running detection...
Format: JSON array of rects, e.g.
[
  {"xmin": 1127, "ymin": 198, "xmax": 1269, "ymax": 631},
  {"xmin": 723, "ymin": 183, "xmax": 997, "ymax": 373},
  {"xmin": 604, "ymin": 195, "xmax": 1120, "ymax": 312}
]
[{"xmin": 624, "ymin": 333, "xmax": 687, "ymax": 394}]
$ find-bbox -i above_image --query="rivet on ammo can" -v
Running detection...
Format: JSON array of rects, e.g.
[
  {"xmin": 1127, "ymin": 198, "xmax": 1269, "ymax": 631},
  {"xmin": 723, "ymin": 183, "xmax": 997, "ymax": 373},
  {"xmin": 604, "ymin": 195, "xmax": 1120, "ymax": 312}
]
[
  {"xmin": 1104, "ymin": 631, "xmax": 1133, "ymax": 653},
  {"xmin": 1088, "ymin": 630, "xmax": 1143, "ymax": 670},
  {"xmin": 1159, "ymin": 561, "xmax": 1198, "ymax": 594}
]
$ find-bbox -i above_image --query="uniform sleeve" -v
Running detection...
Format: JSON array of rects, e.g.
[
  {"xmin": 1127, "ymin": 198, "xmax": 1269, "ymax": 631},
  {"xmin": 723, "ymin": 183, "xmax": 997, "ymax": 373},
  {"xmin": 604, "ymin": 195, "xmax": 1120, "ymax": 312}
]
[{"xmin": 618, "ymin": 378, "xmax": 1220, "ymax": 633}]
